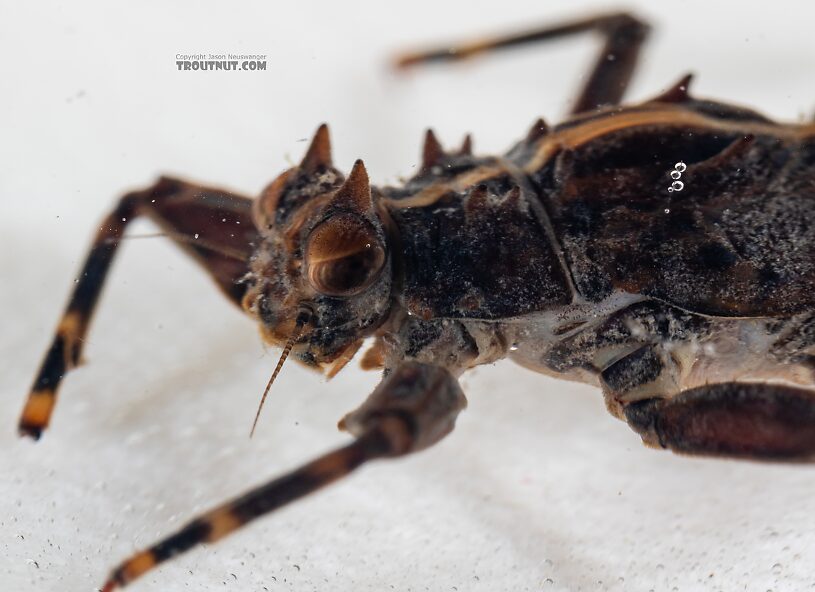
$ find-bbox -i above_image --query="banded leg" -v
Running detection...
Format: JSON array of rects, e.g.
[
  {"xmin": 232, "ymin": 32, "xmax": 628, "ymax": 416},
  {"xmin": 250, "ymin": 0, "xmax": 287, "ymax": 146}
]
[
  {"xmin": 395, "ymin": 12, "xmax": 650, "ymax": 115},
  {"xmin": 623, "ymin": 383, "xmax": 815, "ymax": 460},
  {"xmin": 100, "ymin": 362, "xmax": 467, "ymax": 590},
  {"xmin": 19, "ymin": 177, "xmax": 258, "ymax": 439}
]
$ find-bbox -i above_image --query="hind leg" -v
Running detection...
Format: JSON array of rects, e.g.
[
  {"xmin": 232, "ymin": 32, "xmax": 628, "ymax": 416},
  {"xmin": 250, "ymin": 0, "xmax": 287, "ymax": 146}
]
[
  {"xmin": 395, "ymin": 12, "xmax": 650, "ymax": 114},
  {"xmin": 622, "ymin": 383, "xmax": 815, "ymax": 461}
]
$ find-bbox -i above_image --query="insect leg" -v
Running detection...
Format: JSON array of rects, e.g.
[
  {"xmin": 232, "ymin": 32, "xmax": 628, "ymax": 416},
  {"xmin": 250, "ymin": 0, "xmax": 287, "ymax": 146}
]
[
  {"xmin": 100, "ymin": 362, "xmax": 467, "ymax": 590},
  {"xmin": 623, "ymin": 383, "xmax": 815, "ymax": 461},
  {"xmin": 394, "ymin": 12, "xmax": 650, "ymax": 114},
  {"xmin": 19, "ymin": 177, "xmax": 258, "ymax": 439}
]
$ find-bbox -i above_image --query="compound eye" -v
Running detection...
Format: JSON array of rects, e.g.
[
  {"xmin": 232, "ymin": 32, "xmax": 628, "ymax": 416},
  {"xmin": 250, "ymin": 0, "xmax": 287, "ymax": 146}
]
[{"xmin": 305, "ymin": 213, "xmax": 386, "ymax": 297}]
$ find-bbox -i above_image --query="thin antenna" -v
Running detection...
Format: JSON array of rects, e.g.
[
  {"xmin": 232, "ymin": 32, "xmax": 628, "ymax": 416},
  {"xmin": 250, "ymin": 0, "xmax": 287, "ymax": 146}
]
[
  {"xmin": 249, "ymin": 307, "xmax": 311, "ymax": 438},
  {"xmin": 103, "ymin": 231, "xmax": 247, "ymax": 261}
]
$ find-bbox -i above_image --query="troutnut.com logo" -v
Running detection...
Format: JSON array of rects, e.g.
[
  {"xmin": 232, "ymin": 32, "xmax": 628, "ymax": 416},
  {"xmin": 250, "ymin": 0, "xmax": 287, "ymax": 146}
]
[{"xmin": 175, "ymin": 53, "xmax": 267, "ymax": 71}]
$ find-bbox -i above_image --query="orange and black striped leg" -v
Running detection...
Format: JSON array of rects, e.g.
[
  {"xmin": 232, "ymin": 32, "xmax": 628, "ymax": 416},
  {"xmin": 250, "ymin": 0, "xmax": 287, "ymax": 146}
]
[
  {"xmin": 623, "ymin": 383, "xmax": 815, "ymax": 461},
  {"xmin": 101, "ymin": 362, "xmax": 467, "ymax": 590},
  {"xmin": 19, "ymin": 177, "xmax": 257, "ymax": 439},
  {"xmin": 395, "ymin": 12, "xmax": 650, "ymax": 115}
]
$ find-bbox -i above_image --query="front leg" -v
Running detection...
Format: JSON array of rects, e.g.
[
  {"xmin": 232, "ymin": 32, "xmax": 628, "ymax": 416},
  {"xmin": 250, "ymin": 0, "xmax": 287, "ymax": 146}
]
[
  {"xmin": 19, "ymin": 177, "xmax": 258, "ymax": 439},
  {"xmin": 100, "ymin": 361, "xmax": 467, "ymax": 590}
]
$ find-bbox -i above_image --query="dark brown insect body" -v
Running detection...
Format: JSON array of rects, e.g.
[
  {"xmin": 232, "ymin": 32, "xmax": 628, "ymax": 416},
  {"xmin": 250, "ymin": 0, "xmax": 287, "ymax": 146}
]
[{"xmin": 18, "ymin": 12, "xmax": 815, "ymax": 589}]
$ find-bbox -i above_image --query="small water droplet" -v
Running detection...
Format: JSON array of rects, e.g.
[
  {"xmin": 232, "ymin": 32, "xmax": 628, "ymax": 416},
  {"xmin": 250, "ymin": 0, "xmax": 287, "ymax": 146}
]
[
  {"xmin": 194, "ymin": 233, "xmax": 199, "ymax": 239},
  {"xmin": 671, "ymin": 180, "xmax": 684, "ymax": 191},
  {"xmin": 670, "ymin": 170, "xmax": 682, "ymax": 179},
  {"xmin": 544, "ymin": 578, "xmax": 554, "ymax": 585},
  {"xmin": 668, "ymin": 187, "xmax": 674, "ymax": 193},
  {"xmin": 675, "ymin": 161, "xmax": 687, "ymax": 172},
  {"xmin": 772, "ymin": 562, "xmax": 782, "ymax": 574},
  {"xmin": 664, "ymin": 208, "xmax": 671, "ymax": 214}
]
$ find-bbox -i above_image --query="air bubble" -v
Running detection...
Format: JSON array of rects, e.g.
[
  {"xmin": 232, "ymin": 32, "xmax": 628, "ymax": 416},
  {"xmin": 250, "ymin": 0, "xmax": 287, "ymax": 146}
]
[
  {"xmin": 668, "ymin": 187, "xmax": 674, "ymax": 193},
  {"xmin": 194, "ymin": 233, "xmax": 199, "ymax": 239},
  {"xmin": 674, "ymin": 162, "xmax": 687, "ymax": 173},
  {"xmin": 664, "ymin": 208, "xmax": 671, "ymax": 213},
  {"xmin": 670, "ymin": 170, "xmax": 682, "ymax": 179},
  {"xmin": 671, "ymin": 180, "xmax": 684, "ymax": 191}
]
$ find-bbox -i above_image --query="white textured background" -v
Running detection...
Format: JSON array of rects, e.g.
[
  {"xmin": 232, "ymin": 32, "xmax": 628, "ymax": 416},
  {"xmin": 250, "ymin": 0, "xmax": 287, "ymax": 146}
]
[{"xmin": 2, "ymin": 1, "xmax": 814, "ymax": 591}]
